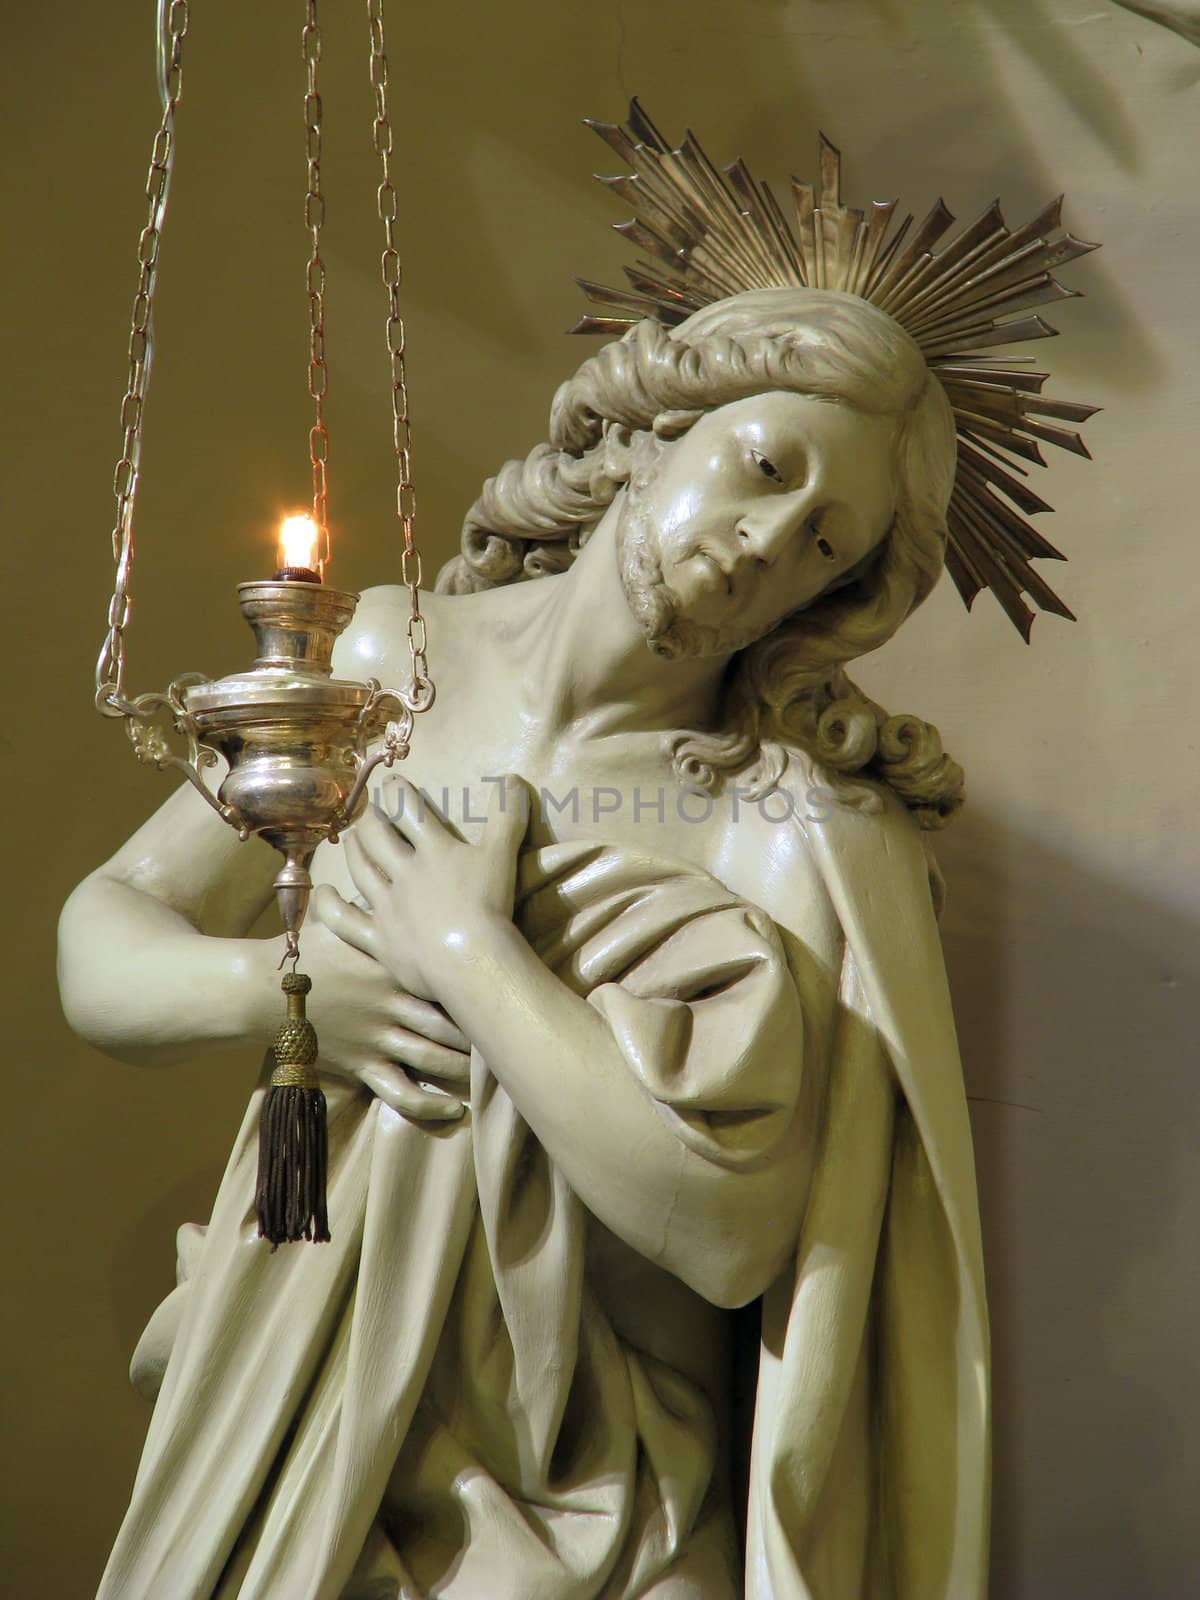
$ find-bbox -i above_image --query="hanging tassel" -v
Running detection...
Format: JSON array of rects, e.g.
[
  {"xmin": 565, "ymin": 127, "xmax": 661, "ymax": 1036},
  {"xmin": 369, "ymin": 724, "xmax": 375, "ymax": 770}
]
[{"xmin": 254, "ymin": 971, "xmax": 330, "ymax": 1246}]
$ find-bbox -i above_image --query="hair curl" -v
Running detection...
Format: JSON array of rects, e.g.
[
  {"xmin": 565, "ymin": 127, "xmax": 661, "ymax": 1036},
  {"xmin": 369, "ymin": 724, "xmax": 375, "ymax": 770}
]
[{"xmin": 437, "ymin": 290, "xmax": 965, "ymax": 828}]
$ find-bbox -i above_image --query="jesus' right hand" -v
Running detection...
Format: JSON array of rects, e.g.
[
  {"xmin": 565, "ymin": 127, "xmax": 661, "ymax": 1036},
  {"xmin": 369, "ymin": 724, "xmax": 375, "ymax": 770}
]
[{"xmin": 296, "ymin": 900, "xmax": 471, "ymax": 1122}]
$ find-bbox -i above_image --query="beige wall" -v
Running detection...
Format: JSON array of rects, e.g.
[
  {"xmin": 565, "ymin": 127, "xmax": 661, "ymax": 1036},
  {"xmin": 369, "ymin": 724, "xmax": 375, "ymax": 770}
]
[{"xmin": 5, "ymin": 1, "xmax": 1197, "ymax": 1593}]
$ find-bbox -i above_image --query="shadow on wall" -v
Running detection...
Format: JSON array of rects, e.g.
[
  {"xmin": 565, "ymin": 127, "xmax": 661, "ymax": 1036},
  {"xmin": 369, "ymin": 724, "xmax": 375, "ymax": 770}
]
[
  {"xmin": 966, "ymin": 0, "xmax": 1143, "ymax": 168},
  {"xmin": 808, "ymin": 0, "xmax": 1188, "ymax": 162},
  {"xmin": 1109, "ymin": 0, "xmax": 1200, "ymax": 46},
  {"xmin": 937, "ymin": 808, "xmax": 1200, "ymax": 1599}
]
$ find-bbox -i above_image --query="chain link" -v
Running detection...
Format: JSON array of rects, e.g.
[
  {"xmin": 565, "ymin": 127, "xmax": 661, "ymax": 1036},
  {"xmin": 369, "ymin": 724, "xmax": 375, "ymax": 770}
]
[
  {"xmin": 96, "ymin": 0, "xmax": 188, "ymax": 714},
  {"xmin": 367, "ymin": 0, "xmax": 431, "ymax": 700},
  {"xmin": 303, "ymin": 1, "xmax": 331, "ymax": 575}
]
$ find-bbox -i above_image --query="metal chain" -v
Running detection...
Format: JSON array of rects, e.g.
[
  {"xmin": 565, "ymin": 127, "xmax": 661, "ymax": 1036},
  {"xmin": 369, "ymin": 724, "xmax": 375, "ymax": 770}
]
[
  {"xmin": 96, "ymin": 0, "xmax": 188, "ymax": 714},
  {"xmin": 96, "ymin": 2, "xmax": 429, "ymax": 709},
  {"xmin": 367, "ymin": 0, "xmax": 431, "ymax": 701},
  {"xmin": 303, "ymin": 1, "xmax": 331, "ymax": 575}
]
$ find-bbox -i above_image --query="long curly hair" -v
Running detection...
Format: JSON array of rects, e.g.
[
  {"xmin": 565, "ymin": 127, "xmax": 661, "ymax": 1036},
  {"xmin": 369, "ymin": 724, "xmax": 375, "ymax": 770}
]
[{"xmin": 437, "ymin": 290, "xmax": 965, "ymax": 828}]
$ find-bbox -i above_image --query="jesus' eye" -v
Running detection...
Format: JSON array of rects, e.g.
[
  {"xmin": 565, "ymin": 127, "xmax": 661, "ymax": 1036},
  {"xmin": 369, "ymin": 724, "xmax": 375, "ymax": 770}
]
[
  {"xmin": 751, "ymin": 449, "xmax": 784, "ymax": 483},
  {"xmin": 816, "ymin": 535, "xmax": 836, "ymax": 560}
]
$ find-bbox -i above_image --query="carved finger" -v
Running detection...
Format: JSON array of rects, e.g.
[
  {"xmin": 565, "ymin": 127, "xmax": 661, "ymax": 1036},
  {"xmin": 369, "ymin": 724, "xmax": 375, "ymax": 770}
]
[
  {"xmin": 358, "ymin": 1060, "xmax": 465, "ymax": 1121},
  {"xmin": 343, "ymin": 828, "xmax": 394, "ymax": 904},
  {"xmin": 366, "ymin": 788, "xmax": 425, "ymax": 854},
  {"xmin": 380, "ymin": 782, "xmax": 464, "ymax": 849},
  {"xmin": 312, "ymin": 883, "xmax": 377, "ymax": 958},
  {"xmin": 378, "ymin": 1026, "xmax": 472, "ymax": 1085},
  {"xmin": 484, "ymin": 772, "xmax": 531, "ymax": 854},
  {"xmin": 389, "ymin": 992, "xmax": 471, "ymax": 1052}
]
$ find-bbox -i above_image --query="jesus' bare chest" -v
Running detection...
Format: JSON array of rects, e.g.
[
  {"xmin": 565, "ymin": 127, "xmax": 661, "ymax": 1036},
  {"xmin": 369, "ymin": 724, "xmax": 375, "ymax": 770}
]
[{"xmin": 382, "ymin": 717, "xmax": 713, "ymax": 858}]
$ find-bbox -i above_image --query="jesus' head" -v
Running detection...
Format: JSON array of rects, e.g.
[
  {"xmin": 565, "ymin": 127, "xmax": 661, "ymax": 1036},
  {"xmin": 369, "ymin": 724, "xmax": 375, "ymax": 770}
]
[{"xmin": 438, "ymin": 288, "xmax": 964, "ymax": 825}]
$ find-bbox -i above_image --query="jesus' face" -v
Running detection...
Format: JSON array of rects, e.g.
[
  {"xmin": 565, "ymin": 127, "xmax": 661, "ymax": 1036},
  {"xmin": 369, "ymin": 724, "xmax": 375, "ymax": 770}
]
[{"xmin": 616, "ymin": 390, "xmax": 901, "ymax": 659}]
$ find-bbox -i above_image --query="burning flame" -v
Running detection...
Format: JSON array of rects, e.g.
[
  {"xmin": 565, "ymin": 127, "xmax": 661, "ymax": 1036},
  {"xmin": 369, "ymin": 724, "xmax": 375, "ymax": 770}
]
[{"xmin": 278, "ymin": 513, "xmax": 321, "ymax": 574}]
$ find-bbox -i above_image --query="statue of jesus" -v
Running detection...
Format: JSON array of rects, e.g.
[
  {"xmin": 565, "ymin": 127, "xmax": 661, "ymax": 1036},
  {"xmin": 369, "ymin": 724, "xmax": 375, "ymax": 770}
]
[{"xmin": 60, "ymin": 282, "xmax": 996, "ymax": 1598}]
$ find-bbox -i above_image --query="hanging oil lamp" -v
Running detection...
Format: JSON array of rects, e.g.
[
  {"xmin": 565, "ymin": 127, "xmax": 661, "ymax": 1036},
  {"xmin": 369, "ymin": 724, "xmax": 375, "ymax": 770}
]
[{"xmin": 93, "ymin": 0, "xmax": 432, "ymax": 1243}]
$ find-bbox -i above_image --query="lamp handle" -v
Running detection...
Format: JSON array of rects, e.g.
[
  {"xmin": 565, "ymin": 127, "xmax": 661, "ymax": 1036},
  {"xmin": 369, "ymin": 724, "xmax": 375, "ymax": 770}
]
[
  {"xmin": 332, "ymin": 679, "xmax": 421, "ymax": 835},
  {"xmin": 112, "ymin": 673, "xmax": 250, "ymax": 836}
]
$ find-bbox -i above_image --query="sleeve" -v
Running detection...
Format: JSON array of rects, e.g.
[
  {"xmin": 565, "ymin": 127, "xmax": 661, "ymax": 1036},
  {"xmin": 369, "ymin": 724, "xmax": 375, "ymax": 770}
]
[{"xmin": 546, "ymin": 868, "xmax": 807, "ymax": 1169}]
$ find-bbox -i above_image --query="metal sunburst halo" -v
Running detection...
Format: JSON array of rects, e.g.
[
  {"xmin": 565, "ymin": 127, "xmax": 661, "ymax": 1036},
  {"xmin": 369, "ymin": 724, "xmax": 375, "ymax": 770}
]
[{"xmin": 571, "ymin": 100, "xmax": 1100, "ymax": 640}]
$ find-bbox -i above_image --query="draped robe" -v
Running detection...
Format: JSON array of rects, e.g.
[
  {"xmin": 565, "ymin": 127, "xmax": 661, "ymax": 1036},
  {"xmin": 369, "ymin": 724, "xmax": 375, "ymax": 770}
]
[{"xmin": 97, "ymin": 780, "xmax": 989, "ymax": 1600}]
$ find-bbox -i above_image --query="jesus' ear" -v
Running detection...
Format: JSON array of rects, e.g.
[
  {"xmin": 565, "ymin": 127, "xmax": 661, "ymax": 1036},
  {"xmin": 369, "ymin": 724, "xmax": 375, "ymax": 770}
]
[
  {"xmin": 652, "ymin": 408, "xmax": 705, "ymax": 441},
  {"xmin": 601, "ymin": 409, "xmax": 704, "ymax": 483},
  {"xmin": 600, "ymin": 420, "xmax": 637, "ymax": 483}
]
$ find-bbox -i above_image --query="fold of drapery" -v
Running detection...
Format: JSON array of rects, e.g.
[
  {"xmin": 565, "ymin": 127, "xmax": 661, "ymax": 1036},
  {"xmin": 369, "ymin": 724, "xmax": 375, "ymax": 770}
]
[
  {"xmin": 101, "ymin": 839, "xmax": 806, "ymax": 1600},
  {"xmin": 744, "ymin": 774, "xmax": 990, "ymax": 1600}
]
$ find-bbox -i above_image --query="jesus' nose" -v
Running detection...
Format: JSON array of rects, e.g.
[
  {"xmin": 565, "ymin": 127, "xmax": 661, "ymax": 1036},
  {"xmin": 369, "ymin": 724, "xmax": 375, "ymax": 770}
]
[{"xmin": 734, "ymin": 491, "xmax": 819, "ymax": 565}]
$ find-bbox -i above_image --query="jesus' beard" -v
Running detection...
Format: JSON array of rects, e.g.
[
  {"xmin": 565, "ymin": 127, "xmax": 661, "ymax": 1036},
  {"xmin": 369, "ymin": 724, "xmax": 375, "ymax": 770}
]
[{"xmin": 614, "ymin": 481, "xmax": 791, "ymax": 663}]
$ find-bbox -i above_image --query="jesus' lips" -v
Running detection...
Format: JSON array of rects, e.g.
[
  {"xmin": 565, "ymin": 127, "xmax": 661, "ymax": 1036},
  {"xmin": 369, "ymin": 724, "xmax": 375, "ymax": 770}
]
[{"xmin": 676, "ymin": 542, "xmax": 734, "ymax": 598}]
